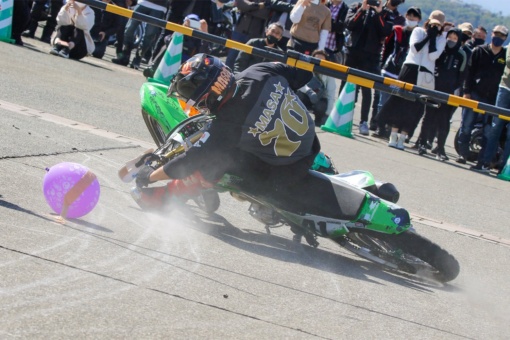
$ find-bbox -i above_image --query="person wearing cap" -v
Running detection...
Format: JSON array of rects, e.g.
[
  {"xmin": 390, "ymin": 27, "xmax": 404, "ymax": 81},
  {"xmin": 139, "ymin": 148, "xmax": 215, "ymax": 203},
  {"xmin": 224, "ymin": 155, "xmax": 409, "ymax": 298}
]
[
  {"xmin": 456, "ymin": 22, "xmax": 475, "ymax": 95},
  {"xmin": 372, "ymin": 6, "xmax": 421, "ymax": 138},
  {"xmin": 378, "ymin": 9, "xmax": 446, "ymax": 150},
  {"xmin": 456, "ymin": 25, "xmax": 508, "ymax": 165},
  {"xmin": 416, "ymin": 28, "xmax": 468, "ymax": 161}
]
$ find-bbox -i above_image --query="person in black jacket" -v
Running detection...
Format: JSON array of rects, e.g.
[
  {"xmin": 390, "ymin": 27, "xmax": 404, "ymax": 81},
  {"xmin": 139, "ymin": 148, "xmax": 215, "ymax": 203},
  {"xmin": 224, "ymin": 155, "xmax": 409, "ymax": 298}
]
[
  {"xmin": 324, "ymin": 0, "xmax": 349, "ymax": 63},
  {"xmin": 342, "ymin": 0, "xmax": 394, "ymax": 136},
  {"xmin": 90, "ymin": 1, "xmax": 120, "ymax": 59},
  {"xmin": 266, "ymin": 0, "xmax": 297, "ymax": 51},
  {"xmin": 416, "ymin": 28, "xmax": 467, "ymax": 161},
  {"xmin": 233, "ymin": 22, "xmax": 284, "ymax": 73},
  {"xmin": 456, "ymin": 25, "xmax": 508, "ymax": 164}
]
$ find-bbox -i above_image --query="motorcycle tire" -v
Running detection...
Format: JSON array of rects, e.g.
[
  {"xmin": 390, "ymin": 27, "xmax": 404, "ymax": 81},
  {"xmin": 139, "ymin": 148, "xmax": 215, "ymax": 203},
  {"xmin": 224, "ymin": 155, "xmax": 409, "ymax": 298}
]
[
  {"xmin": 454, "ymin": 127, "xmax": 482, "ymax": 162},
  {"xmin": 337, "ymin": 229, "xmax": 460, "ymax": 283},
  {"xmin": 142, "ymin": 110, "xmax": 167, "ymax": 146},
  {"xmin": 193, "ymin": 190, "xmax": 221, "ymax": 214}
]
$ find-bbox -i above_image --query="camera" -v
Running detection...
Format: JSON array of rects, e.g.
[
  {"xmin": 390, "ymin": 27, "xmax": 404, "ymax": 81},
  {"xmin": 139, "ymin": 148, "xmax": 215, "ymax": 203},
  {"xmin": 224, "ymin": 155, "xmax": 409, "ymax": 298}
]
[
  {"xmin": 367, "ymin": 0, "xmax": 380, "ymax": 6},
  {"xmin": 188, "ymin": 19, "xmax": 201, "ymax": 29}
]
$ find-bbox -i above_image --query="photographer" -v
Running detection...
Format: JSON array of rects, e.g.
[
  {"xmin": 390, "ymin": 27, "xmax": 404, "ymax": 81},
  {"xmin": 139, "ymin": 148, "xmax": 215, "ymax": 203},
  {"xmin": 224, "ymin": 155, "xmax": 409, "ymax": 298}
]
[{"xmin": 342, "ymin": 0, "xmax": 394, "ymax": 135}]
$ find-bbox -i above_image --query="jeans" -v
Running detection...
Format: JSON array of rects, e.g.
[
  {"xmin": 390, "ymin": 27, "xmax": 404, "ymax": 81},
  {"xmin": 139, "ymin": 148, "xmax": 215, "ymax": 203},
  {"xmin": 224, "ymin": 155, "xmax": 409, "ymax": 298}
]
[
  {"xmin": 124, "ymin": 5, "xmax": 165, "ymax": 57},
  {"xmin": 480, "ymin": 86, "xmax": 510, "ymax": 165},
  {"xmin": 225, "ymin": 31, "xmax": 249, "ymax": 69},
  {"xmin": 457, "ymin": 91, "xmax": 485, "ymax": 158}
]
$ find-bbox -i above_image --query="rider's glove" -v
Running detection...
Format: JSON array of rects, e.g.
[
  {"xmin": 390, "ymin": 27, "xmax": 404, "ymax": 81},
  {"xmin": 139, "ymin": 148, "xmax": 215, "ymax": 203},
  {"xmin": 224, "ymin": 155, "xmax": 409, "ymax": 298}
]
[{"xmin": 136, "ymin": 165, "xmax": 155, "ymax": 188}]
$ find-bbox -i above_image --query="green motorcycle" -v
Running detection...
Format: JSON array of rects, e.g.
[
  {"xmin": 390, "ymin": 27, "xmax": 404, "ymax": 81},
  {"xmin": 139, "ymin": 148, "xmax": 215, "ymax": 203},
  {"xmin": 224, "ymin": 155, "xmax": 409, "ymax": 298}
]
[{"xmin": 123, "ymin": 111, "xmax": 460, "ymax": 283}]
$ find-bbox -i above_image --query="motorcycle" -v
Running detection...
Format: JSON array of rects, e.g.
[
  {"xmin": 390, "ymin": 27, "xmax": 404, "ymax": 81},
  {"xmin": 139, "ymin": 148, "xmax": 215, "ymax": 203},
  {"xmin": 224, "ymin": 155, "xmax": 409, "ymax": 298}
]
[
  {"xmin": 120, "ymin": 113, "xmax": 460, "ymax": 283},
  {"xmin": 454, "ymin": 123, "xmax": 506, "ymax": 164}
]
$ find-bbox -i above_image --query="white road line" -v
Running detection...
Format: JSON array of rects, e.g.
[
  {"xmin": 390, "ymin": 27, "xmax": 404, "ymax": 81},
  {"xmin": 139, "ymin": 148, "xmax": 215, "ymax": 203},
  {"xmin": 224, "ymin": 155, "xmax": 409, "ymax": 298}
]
[
  {"xmin": 2, "ymin": 99, "xmax": 509, "ymax": 247},
  {"xmin": 0, "ymin": 99, "xmax": 155, "ymax": 150}
]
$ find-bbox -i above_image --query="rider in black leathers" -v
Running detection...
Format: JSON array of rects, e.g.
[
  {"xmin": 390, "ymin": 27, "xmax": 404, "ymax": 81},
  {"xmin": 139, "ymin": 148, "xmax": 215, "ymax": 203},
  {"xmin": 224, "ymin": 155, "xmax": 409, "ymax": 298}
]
[{"xmin": 134, "ymin": 54, "xmax": 345, "ymax": 218}]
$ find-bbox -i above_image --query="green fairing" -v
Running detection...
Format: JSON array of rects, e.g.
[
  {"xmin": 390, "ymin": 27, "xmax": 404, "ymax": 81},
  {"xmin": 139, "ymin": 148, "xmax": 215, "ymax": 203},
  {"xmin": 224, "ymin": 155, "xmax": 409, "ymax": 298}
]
[
  {"xmin": 355, "ymin": 193, "xmax": 411, "ymax": 234},
  {"xmin": 140, "ymin": 80, "xmax": 188, "ymax": 134}
]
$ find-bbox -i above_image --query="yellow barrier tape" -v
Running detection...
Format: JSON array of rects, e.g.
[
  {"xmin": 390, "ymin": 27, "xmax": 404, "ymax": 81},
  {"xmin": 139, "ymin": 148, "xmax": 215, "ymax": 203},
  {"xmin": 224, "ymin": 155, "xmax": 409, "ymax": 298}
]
[
  {"xmin": 347, "ymin": 75, "xmax": 375, "ymax": 89},
  {"xmin": 296, "ymin": 60, "xmax": 315, "ymax": 72},
  {"xmin": 106, "ymin": 4, "xmax": 132, "ymax": 18},
  {"xmin": 447, "ymin": 95, "xmax": 479, "ymax": 109},
  {"xmin": 225, "ymin": 40, "xmax": 253, "ymax": 53}
]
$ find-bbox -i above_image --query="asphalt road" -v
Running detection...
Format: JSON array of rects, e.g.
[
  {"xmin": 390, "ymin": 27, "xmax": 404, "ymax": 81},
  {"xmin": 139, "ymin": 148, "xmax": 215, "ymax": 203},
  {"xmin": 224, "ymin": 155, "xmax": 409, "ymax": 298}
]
[{"xmin": 1, "ymin": 38, "xmax": 509, "ymax": 339}]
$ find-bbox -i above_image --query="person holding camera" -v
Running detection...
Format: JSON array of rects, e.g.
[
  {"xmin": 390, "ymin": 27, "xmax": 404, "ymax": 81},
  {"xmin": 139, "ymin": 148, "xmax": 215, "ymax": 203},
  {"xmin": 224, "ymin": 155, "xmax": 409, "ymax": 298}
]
[
  {"xmin": 342, "ymin": 0, "xmax": 394, "ymax": 136},
  {"xmin": 90, "ymin": 0, "xmax": 120, "ymax": 59},
  {"xmin": 287, "ymin": 0, "xmax": 332, "ymax": 55},
  {"xmin": 378, "ymin": 10, "xmax": 447, "ymax": 150}
]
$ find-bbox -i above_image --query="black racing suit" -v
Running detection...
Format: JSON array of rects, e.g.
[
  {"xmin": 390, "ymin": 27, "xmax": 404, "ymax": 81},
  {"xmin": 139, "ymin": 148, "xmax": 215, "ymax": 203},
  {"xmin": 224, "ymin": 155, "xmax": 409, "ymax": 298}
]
[{"xmin": 163, "ymin": 62, "xmax": 342, "ymax": 218}]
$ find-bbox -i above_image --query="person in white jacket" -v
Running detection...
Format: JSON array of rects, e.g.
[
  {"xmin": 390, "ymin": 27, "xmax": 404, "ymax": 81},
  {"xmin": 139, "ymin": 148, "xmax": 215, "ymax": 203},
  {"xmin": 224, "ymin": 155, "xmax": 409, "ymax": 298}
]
[
  {"xmin": 288, "ymin": 0, "xmax": 331, "ymax": 54},
  {"xmin": 377, "ymin": 10, "xmax": 446, "ymax": 150},
  {"xmin": 50, "ymin": 0, "xmax": 95, "ymax": 59}
]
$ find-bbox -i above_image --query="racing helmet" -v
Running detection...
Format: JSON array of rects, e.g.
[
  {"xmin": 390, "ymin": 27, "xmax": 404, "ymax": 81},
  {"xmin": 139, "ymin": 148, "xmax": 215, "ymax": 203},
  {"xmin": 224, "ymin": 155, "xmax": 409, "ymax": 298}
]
[{"xmin": 168, "ymin": 53, "xmax": 236, "ymax": 112}]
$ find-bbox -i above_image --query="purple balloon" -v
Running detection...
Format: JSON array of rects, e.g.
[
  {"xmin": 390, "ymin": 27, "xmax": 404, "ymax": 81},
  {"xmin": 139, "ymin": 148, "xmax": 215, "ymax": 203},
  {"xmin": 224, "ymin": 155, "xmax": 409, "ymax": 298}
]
[{"xmin": 43, "ymin": 162, "xmax": 100, "ymax": 218}]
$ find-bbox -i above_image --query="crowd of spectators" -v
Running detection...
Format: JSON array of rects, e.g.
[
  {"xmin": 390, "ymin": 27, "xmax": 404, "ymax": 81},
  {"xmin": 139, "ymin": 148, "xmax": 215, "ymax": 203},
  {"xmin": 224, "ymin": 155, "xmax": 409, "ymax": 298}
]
[{"xmin": 8, "ymin": 0, "xmax": 510, "ymax": 176}]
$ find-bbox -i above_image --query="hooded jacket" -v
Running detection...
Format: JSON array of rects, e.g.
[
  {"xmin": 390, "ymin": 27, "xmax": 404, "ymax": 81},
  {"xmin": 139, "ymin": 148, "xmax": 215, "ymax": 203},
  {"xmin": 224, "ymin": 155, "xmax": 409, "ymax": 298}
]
[{"xmin": 434, "ymin": 28, "xmax": 467, "ymax": 93}]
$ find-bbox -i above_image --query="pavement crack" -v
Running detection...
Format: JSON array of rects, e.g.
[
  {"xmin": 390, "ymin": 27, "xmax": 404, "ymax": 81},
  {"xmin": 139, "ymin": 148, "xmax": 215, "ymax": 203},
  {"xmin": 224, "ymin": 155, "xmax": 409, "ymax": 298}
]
[{"xmin": 0, "ymin": 145, "xmax": 141, "ymax": 160}]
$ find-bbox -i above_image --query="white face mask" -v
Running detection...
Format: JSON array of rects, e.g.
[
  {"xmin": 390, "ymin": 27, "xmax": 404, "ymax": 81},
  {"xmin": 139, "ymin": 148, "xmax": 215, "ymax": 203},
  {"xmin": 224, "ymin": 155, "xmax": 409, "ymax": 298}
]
[{"xmin": 406, "ymin": 20, "xmax": 419, "ymax": 28}]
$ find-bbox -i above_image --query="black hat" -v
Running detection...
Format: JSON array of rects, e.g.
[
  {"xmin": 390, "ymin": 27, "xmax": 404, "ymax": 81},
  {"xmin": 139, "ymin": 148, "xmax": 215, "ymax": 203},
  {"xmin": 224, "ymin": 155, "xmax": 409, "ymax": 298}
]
[{"xmin": 406, "ymin": 7, "xmax": 422, "ymax": 20}]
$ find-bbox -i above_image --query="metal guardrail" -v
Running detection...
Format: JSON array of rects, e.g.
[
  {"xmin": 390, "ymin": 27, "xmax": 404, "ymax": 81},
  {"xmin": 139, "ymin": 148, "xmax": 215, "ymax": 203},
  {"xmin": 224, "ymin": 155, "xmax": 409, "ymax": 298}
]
[{"xmin": 79, "ymin": 0, "xmax": 510, "ymax": 121}]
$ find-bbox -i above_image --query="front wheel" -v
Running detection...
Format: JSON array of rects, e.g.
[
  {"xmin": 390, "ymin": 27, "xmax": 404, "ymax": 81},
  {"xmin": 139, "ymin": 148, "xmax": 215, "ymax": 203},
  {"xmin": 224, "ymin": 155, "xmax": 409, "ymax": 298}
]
[
  {"xmin": 142, "ymin": 110, "xmax": 167, "ymax": 146},
  {"xmin": 336, "ymin": 229, "xmax": 460, "ymax": 282},
  {"xmin": 193, "ymin": 190, "xmax": 221, "ymax": 214}
]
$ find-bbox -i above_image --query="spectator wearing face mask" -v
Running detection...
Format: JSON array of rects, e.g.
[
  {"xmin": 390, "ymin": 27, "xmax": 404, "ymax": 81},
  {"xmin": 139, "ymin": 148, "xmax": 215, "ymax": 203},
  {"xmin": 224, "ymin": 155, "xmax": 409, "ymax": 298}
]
[
  {"xmin": 456, "ymin": 25, "xmax": 508, "ymax": 164},
  {"xmin": 466, "ymin": 26, "xmax": 488, "ymax": 50},
  {"xmin": 378, "ymin": 10, "xmax": 446, "ymax": 150},
  {"xmin": 234, "ymin": 23, "xmax": 284, "ymax": 74},
  {"xmin": 416, "ymin": 28, "xmax": 468, "ymax": 161},
  {"xmin": 470, "ymin": 27, "xmax": 510, "ymax": 173},
  {"xmin": 372, "ymin": 6, "xmax": 421, "ymax": 139}
]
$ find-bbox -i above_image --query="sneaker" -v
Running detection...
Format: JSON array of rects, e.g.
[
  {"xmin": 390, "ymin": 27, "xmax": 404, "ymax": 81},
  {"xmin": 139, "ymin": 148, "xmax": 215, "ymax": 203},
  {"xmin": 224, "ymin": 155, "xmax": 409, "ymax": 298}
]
[
  {"xmin": 58, "ymin": 47, "xmax": 70, "ymax": 59},
  {"xmin": 436, "ymin": 153, "xmax": 449, "ymax": 161},
  {"xmin": 470, "ymin": 163, "xmax": 490, "ymax": 173},
  {"xmin": 49, "ymin": 43, "xmax": 63, "ymax": 56},
  {"xmin": 359, "ymin": 122, "xmax": 369, "ymax": 136},
  {"xmin": 418, "ymin": 146, "xmax": 427, "ymax": 155},
  {"xmin": 369, "ymin": 121, "xmax": 377, "ymax": 131},
  {"xmin": 455, "ymin": 156, "xmax": 466, "ymax": 164},
  {"xmin": 21, "ymin": 31, "xmax": 34, "ymax": 38}
]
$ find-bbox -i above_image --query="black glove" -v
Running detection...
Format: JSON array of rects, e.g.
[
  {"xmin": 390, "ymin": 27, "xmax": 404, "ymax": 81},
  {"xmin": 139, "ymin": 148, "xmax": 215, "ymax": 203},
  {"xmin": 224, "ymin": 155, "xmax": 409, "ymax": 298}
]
[
  {"xmin": 426, "ymin": 26, "xmax": 439, "ymax": 38},
  {"xmin": 136, "ymin": 165, "xmax": 155, "ymax": 188}
]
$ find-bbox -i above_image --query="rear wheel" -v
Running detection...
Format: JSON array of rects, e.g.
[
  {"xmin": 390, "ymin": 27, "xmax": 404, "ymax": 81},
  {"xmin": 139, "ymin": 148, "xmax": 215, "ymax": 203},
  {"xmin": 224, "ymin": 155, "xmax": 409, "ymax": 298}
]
[{"xmin": 336, "ymin": 229, "xmax": 460, "ymax": 282}]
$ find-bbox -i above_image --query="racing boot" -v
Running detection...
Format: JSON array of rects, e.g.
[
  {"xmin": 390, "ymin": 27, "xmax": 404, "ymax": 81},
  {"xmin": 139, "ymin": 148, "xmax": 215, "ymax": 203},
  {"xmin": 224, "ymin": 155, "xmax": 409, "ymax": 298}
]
[{"xmin": 131, "ymin": 172, "xmax": 211, "ymax": 211}]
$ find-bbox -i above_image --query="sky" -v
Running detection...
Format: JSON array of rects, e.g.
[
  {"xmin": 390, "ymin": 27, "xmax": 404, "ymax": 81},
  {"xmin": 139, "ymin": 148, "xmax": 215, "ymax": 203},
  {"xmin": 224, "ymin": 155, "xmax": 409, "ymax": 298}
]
[{"xmin": 461, "ymin": 0, "xmax": 510, "ymax": 16}]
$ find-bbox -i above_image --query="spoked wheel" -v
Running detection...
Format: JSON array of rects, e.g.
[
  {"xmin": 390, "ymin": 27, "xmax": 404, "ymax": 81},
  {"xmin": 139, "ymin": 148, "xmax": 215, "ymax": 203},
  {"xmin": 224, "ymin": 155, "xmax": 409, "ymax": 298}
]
[
  {"xmin": 142, "ymin": 110, "xmax": 167, "ymax": 146},
  {"xmin": 335, "ymin": 229, "xmax": 460, "ymax": 283}
]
